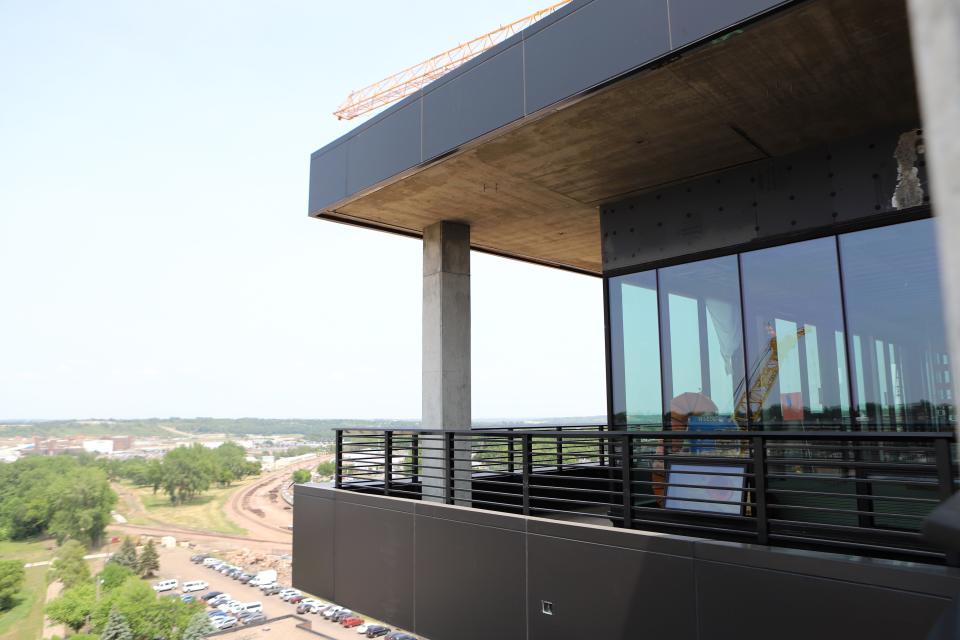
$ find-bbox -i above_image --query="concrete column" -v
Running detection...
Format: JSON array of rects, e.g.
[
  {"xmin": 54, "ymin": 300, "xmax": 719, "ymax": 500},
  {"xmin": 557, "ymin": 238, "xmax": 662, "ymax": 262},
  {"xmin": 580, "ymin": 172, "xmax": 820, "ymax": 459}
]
[
  {"xmin": 422, "ymin": 220, "xmax": 471, "ymax": 429},
  {"xmin": 420, "ymin": 221, "xmax": 471, "ymax": 502},
  {"xmin": 907, "ymin": 0, "xmax": 960, "ymax": 440}
]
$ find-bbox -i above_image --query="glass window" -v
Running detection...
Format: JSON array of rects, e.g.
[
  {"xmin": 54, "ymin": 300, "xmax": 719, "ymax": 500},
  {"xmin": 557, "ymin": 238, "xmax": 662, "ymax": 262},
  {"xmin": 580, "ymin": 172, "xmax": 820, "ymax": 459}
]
[
  {"xmin": 658, "ymin": 256, "xmax": 746, "ymax": 428},
  {"xmin": 740, "ymin": 238, "xmax": 849, "ymax": 427},
  {"xmin": 609, "ymin": 272, "xmax": 662, "ymax": 426},
  {"xmin": 839, "ymin": 219, "xmax": 955, "ymax": 430}
]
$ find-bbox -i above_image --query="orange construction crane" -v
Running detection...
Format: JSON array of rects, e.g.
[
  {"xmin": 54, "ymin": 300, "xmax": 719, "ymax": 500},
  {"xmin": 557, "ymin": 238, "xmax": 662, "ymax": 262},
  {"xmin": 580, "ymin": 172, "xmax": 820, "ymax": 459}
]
[{"xmin": 334, "ymin": 1, "xmax": 572, "ymax": 121}]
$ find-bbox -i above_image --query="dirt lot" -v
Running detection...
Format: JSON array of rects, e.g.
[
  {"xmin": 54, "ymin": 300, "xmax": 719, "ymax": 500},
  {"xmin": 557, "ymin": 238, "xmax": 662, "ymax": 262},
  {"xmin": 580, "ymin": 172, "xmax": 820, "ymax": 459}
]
[{"xmin": 156, "ymin": 546, "xmax": 408, "ymax": 640}]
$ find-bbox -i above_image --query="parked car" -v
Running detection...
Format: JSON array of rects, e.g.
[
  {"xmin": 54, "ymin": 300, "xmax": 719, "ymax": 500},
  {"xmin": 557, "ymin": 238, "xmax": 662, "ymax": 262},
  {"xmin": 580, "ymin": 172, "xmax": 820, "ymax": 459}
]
[
  {"xmin": 211, "ymin": 616, "xmax": 238, "ymax": 630},
  {"xmin": 208, "ymin": 593, "xmax": 231, "ymax": 607},
  {"xmin": 152, "ymin": 579, "xmax": 178, "ymax": 593},
  {"xmin": 279, "ymin": 589, "xmax": 301, "ymax": 601},
  {"xmin": 263, "ymin": 585, "xmax": 283, "ymax": 596},
  {"xmin": 190, "ymin": 554, "xmax": 206, "ymax": 563},
  {"xmin": 365, "ymin": 626, "xmax": 390, "ymax": 638},
  {"xmin": 180, "ymin": 594, "xmax": 196, "ymax": 604},
  {"xmin": 322, "ymin": 606, "xmax": 343, "ymax": 619},
  {"xmin": 207, "ymin": 611, "xmax": 227, "ymax": 619},
  {"xmin": 200, "ymin": 591, "xmax": 222, "ymax": 602},
  {"xmin": 342, "ymin": 616, "xmax": 364, "ymax": 628},
  {"xmin": 242, "ymin": 612, "xmax": 267, "ymax": 626},
  {"xmin": 296, "ymin": 599, "xmax": 321, "ymax": 614},
  {"xmin": 182, "ymin": 580, "xmax": 208, "ymax": 593},
  {"xmin": 355, "ymin": 625, "xmax": 369, "ymax": 635},
  {"xmin": 202, "ymin": 557, "xmax": 220, "ymax": 567},
  {"xmin": 332, "ymin": 610, "xmax": 353, "ymax": 623},
  {"xmin": 238, "ymin": 573, "xmax": 254, "ymax": 584},
  {"xmin": 384, "ymin": 633, "xmax": 417, "ymax": 640},
  {"xmin": 288, "ymin": 594, "xmax": 305, "ymax": 604}
]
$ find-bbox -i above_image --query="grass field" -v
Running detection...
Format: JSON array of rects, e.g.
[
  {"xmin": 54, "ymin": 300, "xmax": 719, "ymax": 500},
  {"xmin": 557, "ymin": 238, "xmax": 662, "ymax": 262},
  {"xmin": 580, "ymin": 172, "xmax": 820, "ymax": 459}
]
[
  {"xmin": 0, "ymin": 539, "xmax": 56, "ymax": 640},
  {"xmin": 118, "ymin": 483, "xmax": 248, "ymax": 536}
]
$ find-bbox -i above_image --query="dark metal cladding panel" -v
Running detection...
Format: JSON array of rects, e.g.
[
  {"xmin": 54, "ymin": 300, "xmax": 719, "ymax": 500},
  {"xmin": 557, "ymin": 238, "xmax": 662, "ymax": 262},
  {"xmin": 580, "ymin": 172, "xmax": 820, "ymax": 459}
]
[
  {"xmin": 601, "ymin": 164, "xmax": 758, "ymax": 271},
  {"xmin": 346, "ymin": 99, "xmax": 422, "ymax": 196},
  {"xmin": 333, "ymin": 500, "xmax": 416, "ymax": 631},
  {"xmin": 830, "ymin": 128, "xmax": 926, "ymax": 223},
  {"xmin": 523, "ymin": 0, "xmax": 671, "ymax": 114},
  {"xmin": 667, "ymin": 0, "xmax": 786, "ymax": 48},
  {"xmin": 291, "ymin": 491, "xmax": 335, "ymax": 600},
  {"xmin": 696, "ymin": 559, "xmax": 951, "ymax": 640},
  {"xmin": 527, "ymin": 534, "xmax": 697, "ymax": 640},
  {"xmin": 414, "ymin": 516, "xmax": 526, "ymax": 640},
  {"xmin": 422, "ymin": 43, "xmax": 525, "ymax": 161},
  {"xmin": 308, "ymin": 141, "xmax": 348, "ymax": 214},
  {"xmin": 755, "ymin": 148, "xmax": 834, "ymax": 237}
]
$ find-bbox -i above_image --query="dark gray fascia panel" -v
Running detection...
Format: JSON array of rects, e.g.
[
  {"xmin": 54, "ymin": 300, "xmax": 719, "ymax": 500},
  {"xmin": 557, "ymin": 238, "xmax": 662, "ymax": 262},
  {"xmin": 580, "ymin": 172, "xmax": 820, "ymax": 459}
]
[
  {"xmin": 522, "ymin": 0, "xmax": 670, "ymax": 114},
  {"xmin": 308, "ymin": 0, "xmax": 798, "ymax": 214},
  {"xmin": 668, "ymin": 0, "xmax": 787, "ymax": 48},
  {"xmin": 345, "ymin": 99, "xmax": 422, "ymax": 195},
  {"xmin": 422, "ymin": 42, "xmax": 525, "ymax": 162}
]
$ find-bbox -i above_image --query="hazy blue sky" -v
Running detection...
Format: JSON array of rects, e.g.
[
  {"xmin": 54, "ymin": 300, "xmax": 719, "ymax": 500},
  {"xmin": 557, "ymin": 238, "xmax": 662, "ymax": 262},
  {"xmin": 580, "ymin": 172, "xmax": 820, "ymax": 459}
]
[{"xmin": 0, "ymin": 1, "xmax": 604, "ymax": 421}]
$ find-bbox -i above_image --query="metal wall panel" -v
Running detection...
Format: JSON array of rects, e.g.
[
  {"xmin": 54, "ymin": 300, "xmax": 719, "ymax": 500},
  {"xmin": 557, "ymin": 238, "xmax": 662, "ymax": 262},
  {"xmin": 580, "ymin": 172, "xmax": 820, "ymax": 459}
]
[
  {"xmin": 696, "ymin": 559, "xmax": 951, "ymax": 640},
  {"xmin": 333, "ymin": 499, "xmax": 416, "ymax": 630},
  {"xmin": 527, "ymin": 534, "xmax": 697, "ymax": 640},
  {"xmin": 414, "ymin": 516, "xmax": 527, "ymax": 640},
  {"xmin": 600, "ymin": 126, "xmax": 926, "ymax": 273},
  {"xmin": 290, "ymin": 492, "xmax": 335, "ymax": 600},
  {"xmin": 422, "ymin": 42, "xmax": 525, "ymax": 161},
  {"xmin": 345, "ymin": 99, "xmax": 422, "ymax": 196},
  {"xmin": 308, "ymin": 141, "xmax": 348, "ymax": 214},
  {"xmin": 667, "ymin": 0, "xmax": 785, "ymax": 48},
  {"xmin": 523, "ymin": 0, "xmax": 671, "ymax": 114}
]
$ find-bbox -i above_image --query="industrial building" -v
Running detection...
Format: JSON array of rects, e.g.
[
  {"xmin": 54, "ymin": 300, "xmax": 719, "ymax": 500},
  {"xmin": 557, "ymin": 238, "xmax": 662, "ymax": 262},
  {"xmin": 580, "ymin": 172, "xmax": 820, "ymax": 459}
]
[{"xmin": 294, "ymin": 1, "xmax": 960, "ymax": 638}]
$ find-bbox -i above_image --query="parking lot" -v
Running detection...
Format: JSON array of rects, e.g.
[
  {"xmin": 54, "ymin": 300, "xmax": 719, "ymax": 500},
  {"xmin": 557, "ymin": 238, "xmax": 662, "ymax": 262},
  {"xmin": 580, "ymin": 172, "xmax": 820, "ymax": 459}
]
[{"xmin": 156, "ymin": 546, "xmax": 407, "ymax": 640}]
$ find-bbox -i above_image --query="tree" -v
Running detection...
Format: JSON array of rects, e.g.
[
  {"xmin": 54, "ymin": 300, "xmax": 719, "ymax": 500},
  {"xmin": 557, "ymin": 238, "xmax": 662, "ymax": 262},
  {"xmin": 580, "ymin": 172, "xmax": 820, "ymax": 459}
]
[
  {"xmin": 47, "ymin": 466, "xmax": 117, "ymax": 546},
  {"xmin": 46, "ymin": 582, "xmax": 96, "ymax": 633},
  {"xmin": 0, "ymin": 560, "xmax": 25, "ymax": 611},
  {"xmin": 50, "ymin": 540, "xmax": 90, "ymax": 589},
  {"xmin": 315, "ymin": 461, "xmax": 335, "ymax": 477},
  {"xmin": 138, "ymin": 540, "xmax": 159, "ymax": 578},
  {"xmin": 97, "ymin": 563, "xmax": 134, "ymax": 592},
  {"xmin": 161, "ymin": 445, "xmax": 213, "ymax": 504},
  {"xmin": 91, "ymin": 576, "xmax": 197, "ymax": 640},
  {"xmin": 101, "ymin": 607, "xmax": 133, "ymax": 640},
  {"xmin": 111, "ymin": 537, "xmax": 138, "ymax": 571},
  {"xmin": 182, "ymin": 610, "xmax": 214, "ymax": 640},
  {"xmin": 292, "ymin": 468, "xmax": 311, "ymax": 484}
]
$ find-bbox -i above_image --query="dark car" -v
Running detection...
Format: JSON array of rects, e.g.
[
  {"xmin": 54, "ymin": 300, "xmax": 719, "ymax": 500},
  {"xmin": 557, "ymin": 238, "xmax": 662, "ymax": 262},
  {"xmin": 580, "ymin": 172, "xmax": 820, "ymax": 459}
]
[
  {"xmin": 242, "ymin": 612, "xmax": 267, "ymax": 626},
  {"xmin": 366, "ymin": 627, "xmax": 391, "ymax": 638},
  {"xmin": 384, "ymin": 633, "xmax": 417, "ymax": 640},
  {"xmin": 237, "ymin": 573, "xmax": 253, "ymax": 583},
  {"xmin": 332, "ymin": 610, "xmax": 353, "ymax": 623},
  {"xmin": 200, "ymin": 591, "xmax": 223, "ymax": 602}
]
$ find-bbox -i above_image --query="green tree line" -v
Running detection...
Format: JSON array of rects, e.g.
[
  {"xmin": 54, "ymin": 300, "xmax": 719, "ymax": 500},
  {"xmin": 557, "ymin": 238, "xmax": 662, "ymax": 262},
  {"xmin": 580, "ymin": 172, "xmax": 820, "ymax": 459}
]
[
  {"xmin": 0, "ymin": 456, "xmax": 116, "ymax": 545},
  {"xmin": 107, "ymin": 442, "xmax": 260, "ymax": 505}
]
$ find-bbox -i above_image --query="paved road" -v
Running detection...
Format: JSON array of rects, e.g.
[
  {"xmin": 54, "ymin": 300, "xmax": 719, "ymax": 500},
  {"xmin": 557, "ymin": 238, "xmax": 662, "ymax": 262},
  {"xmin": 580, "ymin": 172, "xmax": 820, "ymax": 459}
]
[{"xmin": 157, "ymin": 546, "xmax": 403, "ymax": 640}]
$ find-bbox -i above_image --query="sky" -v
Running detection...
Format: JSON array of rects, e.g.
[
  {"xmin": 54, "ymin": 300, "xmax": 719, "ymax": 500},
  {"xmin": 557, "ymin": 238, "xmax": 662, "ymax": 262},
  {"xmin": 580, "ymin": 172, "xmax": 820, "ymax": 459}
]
[{"xmin": 0, "ymin": 1, "xmax": 605, "ymax": 421}]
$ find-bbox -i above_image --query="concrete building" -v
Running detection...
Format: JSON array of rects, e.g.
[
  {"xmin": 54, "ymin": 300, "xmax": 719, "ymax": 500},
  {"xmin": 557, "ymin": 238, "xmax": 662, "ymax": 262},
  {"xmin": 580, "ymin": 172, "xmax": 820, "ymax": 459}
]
[{"xmin": 294, "ymin": 1, "xmax": 960, "ymax": 639}]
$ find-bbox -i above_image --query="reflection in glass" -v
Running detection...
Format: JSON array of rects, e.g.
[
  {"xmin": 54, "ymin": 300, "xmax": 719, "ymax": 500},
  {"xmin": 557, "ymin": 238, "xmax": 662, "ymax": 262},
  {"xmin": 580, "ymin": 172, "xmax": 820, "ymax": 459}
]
[
  {"xmin": 839, "ymin": 219, "xmax": 955, "ymax": 430},
  {"xmin": 741, "ymin": 238, "xmax": 848, "ymax": 427},
  {"xmin": 658, "ymin": 256, "xmax": 745, "ymax": 428},
  {"xmin": 609, "ymin": 272, "xmax": 662, "ymax": 426}
]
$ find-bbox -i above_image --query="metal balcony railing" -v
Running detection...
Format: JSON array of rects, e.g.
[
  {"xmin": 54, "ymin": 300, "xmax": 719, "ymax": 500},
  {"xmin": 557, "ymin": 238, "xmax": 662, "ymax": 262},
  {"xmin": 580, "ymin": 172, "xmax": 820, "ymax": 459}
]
[{"xmin": 332, "ymin": 425, "xmax": 958, "ymax": 566}]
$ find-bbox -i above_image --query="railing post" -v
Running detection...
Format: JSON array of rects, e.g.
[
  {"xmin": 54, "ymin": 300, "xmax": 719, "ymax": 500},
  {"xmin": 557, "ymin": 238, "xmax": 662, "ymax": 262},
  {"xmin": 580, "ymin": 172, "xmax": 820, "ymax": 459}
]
[
  {"xmin": 507, "ymin": 428, "xmax": 516, "ymax": 474},
  {"xmin": 621, "ymin": 432, "xmax": 633, "ymax": 529},
  {"xmin": 412, "ymin": 433, "xmax": 420, "ymax": 487},
  {"xmin": 445, "ymin": 431, "xmax": 455, "ymax": 505},
  {"xmin": 752, "ymin": 435, "xmax": 769, "ymax": 546},
  {"xmin": 334, "ymin": 430, "xmax": 343, "ymax": 489},
  {"xmin": 522, "ymin": 433, "xmax": 532, "ymax": 516},
  {"xmin": 599, "ymin": 429, "xmax": 606, "ymax": 467},
  {"xmin": 384, "ymin": 430, "xmax": 393, "ymax": 496},
  {"xmin": 556, "ymin": 433, "xmax": 564, "ymax": 471}
]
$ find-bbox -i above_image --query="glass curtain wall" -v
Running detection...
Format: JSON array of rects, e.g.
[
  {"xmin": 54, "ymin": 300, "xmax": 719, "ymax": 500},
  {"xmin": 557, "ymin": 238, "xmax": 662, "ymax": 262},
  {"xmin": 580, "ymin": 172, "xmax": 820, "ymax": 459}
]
[
  {"xmin": 840, "ymin": 219, "xmax": 954, "ymax": 430},
  {"xmin": 608, "ymin": 219, "xmax": 951, "ymax": 432}
]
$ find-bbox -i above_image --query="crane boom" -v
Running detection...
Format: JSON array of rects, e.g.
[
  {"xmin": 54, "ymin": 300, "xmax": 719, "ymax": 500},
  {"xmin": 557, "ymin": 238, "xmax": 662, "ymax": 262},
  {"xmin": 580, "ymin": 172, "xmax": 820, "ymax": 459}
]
[{"xmin": 334, "ymin": 1, "xmax": 572, "ymax": 121}]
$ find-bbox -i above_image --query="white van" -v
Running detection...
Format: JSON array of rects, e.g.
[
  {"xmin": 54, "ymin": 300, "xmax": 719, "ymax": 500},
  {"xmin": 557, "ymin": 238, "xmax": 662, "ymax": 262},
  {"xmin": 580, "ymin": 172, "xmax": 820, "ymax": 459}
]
[
  {"xmin": 236, "ymin": 602, "xmax": 263, "ymax": 614},
  {"xmin": 152, "ymin": 579, "xmax": 178, "ymax": 592},
  {"xmin": 182, "ymin": 580, "xmax": 208, "ymax": 593}
]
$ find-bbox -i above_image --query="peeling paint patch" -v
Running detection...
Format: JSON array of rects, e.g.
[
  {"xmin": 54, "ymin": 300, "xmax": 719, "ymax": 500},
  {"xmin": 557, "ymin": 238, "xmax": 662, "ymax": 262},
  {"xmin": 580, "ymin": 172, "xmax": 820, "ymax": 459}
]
[{"xmin": 892, "ymin": 129, "xmax": 925, "ymax": 209}]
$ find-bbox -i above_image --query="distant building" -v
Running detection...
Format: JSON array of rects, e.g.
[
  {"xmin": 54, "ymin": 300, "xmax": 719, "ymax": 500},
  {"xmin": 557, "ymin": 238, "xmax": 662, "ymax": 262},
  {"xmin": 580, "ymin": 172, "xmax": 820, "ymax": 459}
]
[{"xmin": 82, "ymin": 440, "xmax": 114, "ymax": 455}]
